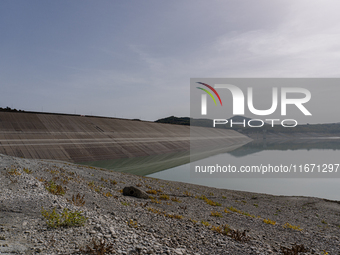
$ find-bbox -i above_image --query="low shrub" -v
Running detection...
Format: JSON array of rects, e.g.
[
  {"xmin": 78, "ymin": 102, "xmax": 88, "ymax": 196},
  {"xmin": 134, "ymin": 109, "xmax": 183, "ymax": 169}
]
[
  {"xmin": 67, "ymin": 193, "xmax": 85, "ymax": 206},
  {"xmin": 80, "ymin": 238, "xmax": 114, "ymax": 254},
  {"xmin": 45, "ymin": 181, "xmax": 66, "ymax": 196},
  {"xmin": 41, "ymin": 207, "xmax": 87, "ymax": 228}
]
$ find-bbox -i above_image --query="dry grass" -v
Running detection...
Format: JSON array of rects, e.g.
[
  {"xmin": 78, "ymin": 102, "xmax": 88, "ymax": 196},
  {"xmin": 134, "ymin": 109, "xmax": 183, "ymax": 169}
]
[
  {"xmin": 159, "ymin": 194, "xmax": 170, "ymax": 200},
  {"xmin": 283, "ymin": 222, "xmax": 303, "ymax": 231},
  {"xmin": 280, "ymin": 243, "xmax": 309, "ymax": 255},
  {"xmin": 171, "ymin": 197, "xmax": 181, "ymax": 202},
  {"xmin": 80, "ymin": 238, "xmax": 114, "ymax": 255},
  {"xmin": 45, "ymin": 180, "xmax": 66, "ymax": 196},
  {"xmin": 67, "ymin": 193, "xmax": 85, "ymax": 206},
  {"xmin": 127, "ymin": 219, "xmax": 138, "ymax": 228},
  {"xmin": 146, "ymin": 190, "xmax": 157, "ymax": 195},
  {"xmin": 263, "ymin": 218, "xmax": 276, "ymax": 225},
  {"xmin": 210, "ymin": 211, "xmax": 223, "ymax": 217}
]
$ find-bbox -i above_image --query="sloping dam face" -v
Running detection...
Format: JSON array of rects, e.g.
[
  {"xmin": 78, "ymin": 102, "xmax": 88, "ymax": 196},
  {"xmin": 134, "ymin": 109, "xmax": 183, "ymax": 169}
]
[{"xmin": 0, "ymin": 112, "xmax": 251, "ymax": 164}]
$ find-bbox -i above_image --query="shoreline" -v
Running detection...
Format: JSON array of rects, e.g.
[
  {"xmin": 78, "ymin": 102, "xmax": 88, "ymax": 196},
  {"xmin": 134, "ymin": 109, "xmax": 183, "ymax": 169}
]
[{"xmin": 0, "ymin": 154, "xmax": 339, "ymax": 254}]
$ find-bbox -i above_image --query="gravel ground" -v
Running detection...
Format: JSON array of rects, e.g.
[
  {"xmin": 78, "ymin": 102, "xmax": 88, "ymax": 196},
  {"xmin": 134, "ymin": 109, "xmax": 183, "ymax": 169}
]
[{"xmin": 0, "ymin": 153, "xmax": 339, "ymax": 255}]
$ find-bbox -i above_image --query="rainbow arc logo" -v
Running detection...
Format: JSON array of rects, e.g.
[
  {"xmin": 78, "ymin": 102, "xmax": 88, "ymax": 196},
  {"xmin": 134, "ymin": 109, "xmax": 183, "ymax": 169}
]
[
  {"xmin": 196, "ymin": 82, "xmax": 222, "ymax": 115},
  {"xmin": 196, "ymin": 82, "xmax": 223, "ymax": 106}
]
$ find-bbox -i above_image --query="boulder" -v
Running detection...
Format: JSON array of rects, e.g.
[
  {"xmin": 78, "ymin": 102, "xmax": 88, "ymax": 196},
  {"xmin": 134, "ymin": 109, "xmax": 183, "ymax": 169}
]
[{"xmin": 123, "ymin": 186, "xmax": 149, "ymax": 199}]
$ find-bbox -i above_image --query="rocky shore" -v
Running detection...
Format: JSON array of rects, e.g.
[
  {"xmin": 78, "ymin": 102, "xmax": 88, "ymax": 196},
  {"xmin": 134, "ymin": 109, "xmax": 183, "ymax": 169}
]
[{"xmin": 0, "ymin": 154, "xmax": 339, "ymax": 254}]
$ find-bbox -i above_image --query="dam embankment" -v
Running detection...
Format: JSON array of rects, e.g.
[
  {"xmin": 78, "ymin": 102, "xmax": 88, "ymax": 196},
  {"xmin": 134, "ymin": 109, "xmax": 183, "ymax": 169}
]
[{"xmin": 0, "ymin": 112, "xmax": 251, "ymax": 162}]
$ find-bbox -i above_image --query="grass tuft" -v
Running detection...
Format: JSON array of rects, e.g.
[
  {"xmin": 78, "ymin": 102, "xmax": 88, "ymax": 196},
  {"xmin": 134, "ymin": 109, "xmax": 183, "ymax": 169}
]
[
  {"xmin": 171, "ymin": 197, "xmax": 181, "ymax": 202},
  {"xmin": 8, "ymin": 168, "xmax": 21, "ymax": 176},
  {"xmin": 103, "ymin": 192, "xmax": 113, "ymax": 197},
  {"xmin": 283, "ymin": 222, "xmax": 302, "ymax": 231},
  {"xmin": 159, "ymin": 194, "xmax": 170, "ymax": 200},
  {"xmin": 146, "ymin": 190, "xmax": 157, "ymax": 195},
  {"xmin": 263, "ymin": 218, "xmax": 276, "ymax": 225},
  {"xmin": 211, "ymin": 211, "xmax": 223, "ymax": 217},
  {"xmin": 201, "ymin": 220, "xmax": 210, "ymax": 227},
  {"xmin": 45, "ymin": 180, "xmax": 66, "ymax": 196},
  {"xmin": 127, "ymin": 219, "xmax": 138, "ymax": 228},
  {"xmin": 41, "ymin": 207, "xmax": 87, "ymax": 228},
  {"xmin": 199, "ymin": 195, "xmax": 221, "ymax": 206},
  {"xmin": 67, "ymin": 193, "xmax": 85, "ymax": 206},
  {"xmin": 80, "ymin": 238, "xmax": 114, "ymax": 254},
  {"xmin": 280, "ymin": 243, "xmax": 308, "ymax": 255},
  {"xmin": 23, "ymin": 168, "xmax": 32, "ymax": 174}
]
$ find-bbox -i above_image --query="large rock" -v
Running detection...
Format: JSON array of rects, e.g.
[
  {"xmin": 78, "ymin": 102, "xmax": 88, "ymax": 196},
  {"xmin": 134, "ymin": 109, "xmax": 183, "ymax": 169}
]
[{"xmin": 123, "ymin": 186, "xmax": 149, "ymax": 199}]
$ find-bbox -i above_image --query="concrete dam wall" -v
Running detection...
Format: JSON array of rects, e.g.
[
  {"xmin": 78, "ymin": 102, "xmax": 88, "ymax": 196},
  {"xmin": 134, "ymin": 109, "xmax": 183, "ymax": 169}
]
[{"xmin": 0, "ymin": 112, "xmax": 251, "ymax": 163}]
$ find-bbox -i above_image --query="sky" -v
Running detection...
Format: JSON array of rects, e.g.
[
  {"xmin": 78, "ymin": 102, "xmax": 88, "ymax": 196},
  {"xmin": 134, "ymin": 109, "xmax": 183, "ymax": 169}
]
[{"xmin": 2, "ymin": 0, "xmax": 340, "ymax": 121}]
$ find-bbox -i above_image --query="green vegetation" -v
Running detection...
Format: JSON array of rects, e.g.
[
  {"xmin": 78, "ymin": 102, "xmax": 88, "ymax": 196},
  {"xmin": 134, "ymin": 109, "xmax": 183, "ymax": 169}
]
[
  {"xmin": 201, "ymin": 220, "xmax": 210, "ymax": 227},
  {"xmin": 210, "ymin": 211, "xmax": 223, "ymax": 217},
  {"xmin": 159, "ymin": 194, "xmax": 170, "ymax": 200},
  {"xmin": 147, "ymin": 207, "xmax": 183, "ymax": 219},
  {"xmin": 23, "ymin": 168, "xmax": 32, "ymax": 174},
  {"xmin": 199, "ymin": 195, "xmax": 221, "ymax": 206},
  {"xmin": 150, "ymin": 198, "xmax": 161, "ymax": 204},
  {"xmin": 227, "ymin": 206, "xmax": 255, "ymax": 218},
  {"xmin": 210, "ymin": 224, "xmax": 231, "ymax": 235},
  {"xmin": 167, "ymin": 214, "xmax": 183, "ymax": 219},
  {"xmin": 41, "ymin": 207, "xmax": 87, "ymax": 228},
  {"xmin": 127, "ymin": 219, "xmax": 138, "ymax": 228},
  {"xmin": 110, "ymin": 179, "xmax": 117, "ymax": 185},
  {"xmin": 171, "ymin": 197, "xmax": 181, "ymax": 202},
  {"xmin": 104, "ymin": 192, "xmax": 113, "ymax": 197},
  {"xmin": 8, "ymin": 168, "xmax": 21, "ymax": 176},
  {"xmin": 224, "ymin": 208, "xmax": 230, "ymax": 213},
  {"xmin": 283, "ymin": 222, "xmax": 303, "ymax": 231},
  {"xmin": 45, "ymin": 180, "xmax": 66, "ymax": 196},
  {"xmin": 190, "ymin": 219, "xmax": 198, "ymax": 224},
  {"xmin": 228, "ymin": 206, "xmax": 242, "ymax": 214},
  {"xmin": 209, "ymin": 224, "xmax": 249, "ymax": 242},
  {"xmin": 146, "ymin": 190, "xmax": 157, "ymax": 195},
  {"xmin": 183, "ymin": 191, "xmax": 192, "ymax": 197},
  {"xmin": 263, "ymin": 218, "xmax": 276, "ymax": 225}
]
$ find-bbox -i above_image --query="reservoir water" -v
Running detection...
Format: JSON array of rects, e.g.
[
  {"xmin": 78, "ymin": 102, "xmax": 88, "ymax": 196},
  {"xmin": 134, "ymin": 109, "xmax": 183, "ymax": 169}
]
[
  {"xmin": 149, "ymin": 139, "xmax": 340, "ymax": 201},
  {"xmin": 80, "ymin": 138, "xmax": 340, "ymax": 201}
]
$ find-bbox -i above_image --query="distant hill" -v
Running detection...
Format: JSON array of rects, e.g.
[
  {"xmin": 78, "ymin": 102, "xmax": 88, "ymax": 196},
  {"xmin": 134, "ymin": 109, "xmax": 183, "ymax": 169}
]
[
  {"xmin": 155, "ymin": 116, "xmax": 190, "ymax": 125},
  {"xmin": 0, "ymin": 107, "xmax": 24, "ymax": 112},
  {"xmin": 155, "ymin": 115, "xmax": 340, "ymax": 134},
  {"xmin": 155, "ymin": 115, "xmax": 265, "ymax": 127}
]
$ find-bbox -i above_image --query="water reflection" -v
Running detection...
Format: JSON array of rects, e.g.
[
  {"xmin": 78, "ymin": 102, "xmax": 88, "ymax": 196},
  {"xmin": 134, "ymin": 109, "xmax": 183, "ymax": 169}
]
[
  {"xmin": 77, "ymin": 141, "xmax": 247, "ymax": 176},
  {"xmin": 149, "ymin": 138, "xmax": 340, "ymax": 200},
  {"xmin": 230, "ymin": 138, "xmax": 340, "ymax": 157},
  {"xmin": 78, "ymin": 138, "xmax": 340, "ymax": 200}
]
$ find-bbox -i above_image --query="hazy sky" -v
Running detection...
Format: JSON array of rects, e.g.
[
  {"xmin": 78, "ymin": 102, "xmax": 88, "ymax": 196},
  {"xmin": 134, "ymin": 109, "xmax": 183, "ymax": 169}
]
[{"xmin": 2, "ymin": 1, "xmax": 340, "ymax": 121}]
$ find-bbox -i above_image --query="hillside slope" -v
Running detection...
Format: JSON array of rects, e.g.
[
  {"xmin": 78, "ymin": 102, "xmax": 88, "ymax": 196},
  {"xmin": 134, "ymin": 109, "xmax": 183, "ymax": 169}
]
[{"xmin": 0, "ymin": 112, "xmax": 251, "ymax": 162}]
